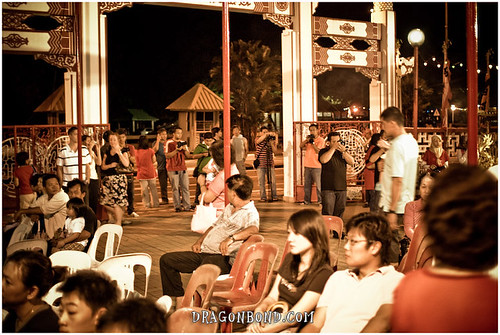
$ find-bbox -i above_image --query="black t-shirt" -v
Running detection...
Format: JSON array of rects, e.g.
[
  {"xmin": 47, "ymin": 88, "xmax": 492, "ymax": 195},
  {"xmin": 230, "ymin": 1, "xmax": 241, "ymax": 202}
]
[
  {"xmin": 3, "ymin": 304, "xmax": 59, "ymax": 332},
  {"xmin": 319, "ymin": 147, "xmax": 347, "ymax": 191},
  {"xmin": 82, "ymin": 206, "xmax": 97, "ymax": 236},
  {"xmin": 277, "ymin": 253, "xmax": 333, "ymax": 308},
  {"xmin": 101, "ymin": 147, "xmax": 120, "ymax": 176}
]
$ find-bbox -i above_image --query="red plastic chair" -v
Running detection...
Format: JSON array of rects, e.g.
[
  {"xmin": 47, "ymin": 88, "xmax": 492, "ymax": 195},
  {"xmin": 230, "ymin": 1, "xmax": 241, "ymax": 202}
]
[
  {"xmin": 179, "ymin": 264, "xmax": 221, "ymax": 309},
  {"xmin": 210, "ymin": 242, "xmax": 279, "ymax": 333},
  {"xmin": 166, "ymin": 307, "xmax": 218, "ymax": 333},
  {"xmin": 212, "ymin": 234, "xmax": 264, "ymax": 293},
  {"xmin": 323, "ymin": 215, "xmax": 344, "ymax": 271},
  {"xmin": 398, "ymin": 224, "xmax": 433, "ymax": 274}
]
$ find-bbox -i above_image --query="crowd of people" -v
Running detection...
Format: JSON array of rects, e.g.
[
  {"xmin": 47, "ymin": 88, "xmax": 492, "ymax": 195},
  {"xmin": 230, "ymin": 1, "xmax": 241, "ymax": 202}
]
[{"xmin": 4, "ymin": 106, "xmax": 497, "ymax": 332}]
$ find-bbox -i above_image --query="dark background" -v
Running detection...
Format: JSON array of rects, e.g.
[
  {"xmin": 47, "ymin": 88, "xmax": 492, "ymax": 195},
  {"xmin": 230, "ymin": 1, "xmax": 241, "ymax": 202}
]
[{"xmin": 2, "ymin": 2, "xmax": 497, "ymax": 126}]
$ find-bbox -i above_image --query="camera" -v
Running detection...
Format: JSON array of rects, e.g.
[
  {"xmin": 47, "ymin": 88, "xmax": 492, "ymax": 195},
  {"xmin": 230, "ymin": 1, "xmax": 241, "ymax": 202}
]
[
  {"xmin": 339, "ymin": 139, "xmax": 345, "ymax": 146},
  {"xmin": 308, "ymin": 134, "xmax": 315, "ymax": 144},
  {"xmin": 177, "ymin": 141, "xmax": 187, "ymax": 148},
  {"xmin": 267, "ymin": 135, "xmax": 276, "ymax": 141}
]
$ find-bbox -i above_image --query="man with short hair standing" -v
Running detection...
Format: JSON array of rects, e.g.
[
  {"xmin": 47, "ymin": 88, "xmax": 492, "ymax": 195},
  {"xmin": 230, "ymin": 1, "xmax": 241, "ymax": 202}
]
[
  {"xmin": 231, "ymin": 125, "xmax": 248, "ymax": 175},
  {"xmin": 153, "ymin": 128, "xmax": 169, "ymax": 204},
  {"xmin": 166, "ymin": 126, "xmax": 193, "ymax": 212},
  {"xmin": 212, "ymin": 127, "xmax": 222, "ymax": 141},
  {"xmin": 378, "ymin": 106, "xmax": 419, "ymax": 264},
  {"xmin": 255, "ymin": 126, "xmax": 278, "ymax": 202},
  {"xmin": 57, "ymin": 127, "xmax": 91, "ymax": 190},
  {"xmin": 192, "ymin": 132, "xmax": 214, "ymax": 205},
  {"xmin": 300, "ymin": 123, "xmax": 325, "ymax": 205},
  {"xmin": 319, "ymin": 131, "xmax": 354, "ymax": 219}
]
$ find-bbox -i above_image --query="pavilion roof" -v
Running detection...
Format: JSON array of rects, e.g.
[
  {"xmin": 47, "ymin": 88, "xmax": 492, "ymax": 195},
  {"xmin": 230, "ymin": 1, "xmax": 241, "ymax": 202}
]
[
  {"xmin": 34, "ymin": 85, "xmax": 64, "ymax": 112},
  {"xmin": 165, "ymin": 83, "xmax": 232, "ymax": 111}
]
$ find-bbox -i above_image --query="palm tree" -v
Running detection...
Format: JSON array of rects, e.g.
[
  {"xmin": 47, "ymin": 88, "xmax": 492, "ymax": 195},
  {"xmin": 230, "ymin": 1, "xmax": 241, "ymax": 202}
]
[{"xmin": 210, "ymin": 40, "xmax": 282, "ymax": 149}]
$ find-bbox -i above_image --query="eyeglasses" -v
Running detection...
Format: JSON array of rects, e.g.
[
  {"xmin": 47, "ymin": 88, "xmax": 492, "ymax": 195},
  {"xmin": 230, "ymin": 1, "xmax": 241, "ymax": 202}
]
[{"xmin": 345, "ymin": 238, "xmax": 371, "ymax": 246}]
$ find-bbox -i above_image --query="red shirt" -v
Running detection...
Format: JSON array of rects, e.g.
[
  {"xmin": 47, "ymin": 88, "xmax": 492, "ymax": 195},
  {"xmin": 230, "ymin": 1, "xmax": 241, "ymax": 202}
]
[
  {"xmin": 422, "ymin": 149, "xmax": 449, "ymax": 167},
  {"xmin": 392, "ymin": 268, "xmax": 498, "ymax": 332},
  {"xmin": 14, "ymin": 165, "xmax": 35, "ymax": 195},
  {"xmin": 166, "ymin": 141, "xmax": 187, "ymax": 171},
  {"xmin": 135, "ymin": 148, "xmax": 157, "ymax": 180}
]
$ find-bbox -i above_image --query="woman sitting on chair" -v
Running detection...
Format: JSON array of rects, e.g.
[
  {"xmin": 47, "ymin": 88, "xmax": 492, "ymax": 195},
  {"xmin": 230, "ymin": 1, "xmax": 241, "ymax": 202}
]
[
  {"xmin": 247, "ymin": 209, "xmax": 333, "ymax": 333},
  {"xmin": 3, "ymin": 250, "xmax": 63, "ymax": 332}
]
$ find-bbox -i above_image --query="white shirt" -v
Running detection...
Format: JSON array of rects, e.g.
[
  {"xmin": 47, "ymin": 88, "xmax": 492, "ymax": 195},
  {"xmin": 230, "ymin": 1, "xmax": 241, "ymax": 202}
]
[
  {"xmin": 379, "ymin": 133, "xmax": 419, "ymax": 213},
  {"xmin": 64, "ymin": 217, "xmax": 87, "ymax": 247},
  {"xmin": 31, "ymin": 189, "xmax": 69, "ymax": 239},
  {"xmin": 56, "ymin": 144, "xmax": 91, "ymax": 186},
  {"xmin": 318, "ymin": 266, "xmax": 404, "ymax": 333}
]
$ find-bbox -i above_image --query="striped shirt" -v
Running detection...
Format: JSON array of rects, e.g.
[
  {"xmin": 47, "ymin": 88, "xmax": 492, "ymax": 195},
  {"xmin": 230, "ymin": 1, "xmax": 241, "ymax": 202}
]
[
  {"xmin": 56, "ymin": 144, "xmax": 91, "ymax": 186},
  {"xmin": 255, "ymin": 140, "xmax": 274, "ymax": 168}
]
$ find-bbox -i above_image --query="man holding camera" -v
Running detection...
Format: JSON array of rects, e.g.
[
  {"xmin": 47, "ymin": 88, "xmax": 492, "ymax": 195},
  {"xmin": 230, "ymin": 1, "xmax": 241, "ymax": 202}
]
[
  {"xmin": 319, "ymin": 131, "xmax": 354, "ymax": 219},
  {"xmin": 166, "ymin": 126, "xmax": 193, "ymax": 212},
  {"xmin": 300, "ymin": 123, "xmax": 325, "ymax": 205},
  {"xmin": 255, "ymin": 126, "xmax": 278, "ymax": 202}
]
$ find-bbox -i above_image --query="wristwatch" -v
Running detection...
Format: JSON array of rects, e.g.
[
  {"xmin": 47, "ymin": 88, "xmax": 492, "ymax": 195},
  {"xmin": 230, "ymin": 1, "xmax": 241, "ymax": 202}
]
[
  {"xmin": 388, "ymin": 209, "xmax": 396, "ymax": 214},
  {"xmin": 229, "ymin": 235, "xmax": 235, "ymax": 243}
]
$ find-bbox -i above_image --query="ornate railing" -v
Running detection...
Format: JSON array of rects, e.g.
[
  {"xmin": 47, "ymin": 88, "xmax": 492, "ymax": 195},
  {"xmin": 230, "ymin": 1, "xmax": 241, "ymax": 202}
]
[{"xmin": 2, "ymin": 124, "xmax": 109, "ymax": 199}]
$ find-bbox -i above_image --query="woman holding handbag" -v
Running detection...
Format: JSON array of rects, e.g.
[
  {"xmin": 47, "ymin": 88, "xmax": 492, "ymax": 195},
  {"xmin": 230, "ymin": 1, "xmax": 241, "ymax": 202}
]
[{"xmin": 247, "ymin": 209, "xmax": 333, "ymax": 333}]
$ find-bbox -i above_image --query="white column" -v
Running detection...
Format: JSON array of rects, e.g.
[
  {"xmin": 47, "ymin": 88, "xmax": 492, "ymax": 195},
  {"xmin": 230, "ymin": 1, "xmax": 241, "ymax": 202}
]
[
  {"xmin": 371, "ymin": 8, "xmax": 396, "ymax": 110},
  {"xmin": 64, "ymin": 72, "xmax": 77, "ymax": 124},
  {"xmin": 296, "ymin": 2, "xmax": 315, "ymax": 121},
  {"xmin": 81, "ymin": 3, "xmax": 107, "ymax": 125},
  {"xmin": 369, "ymin": 79, "xmax": 382, "ymax": 121},
  {"xmin": 282, "ymin": 29, "xmax": 295, "ymax": 202}
]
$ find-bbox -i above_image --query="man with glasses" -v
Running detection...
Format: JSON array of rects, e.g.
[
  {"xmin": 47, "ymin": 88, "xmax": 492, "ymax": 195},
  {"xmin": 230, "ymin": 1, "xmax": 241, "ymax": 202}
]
[{"xmin": 301, "ymin": 213, "xmax": 404, "ymax": 333}]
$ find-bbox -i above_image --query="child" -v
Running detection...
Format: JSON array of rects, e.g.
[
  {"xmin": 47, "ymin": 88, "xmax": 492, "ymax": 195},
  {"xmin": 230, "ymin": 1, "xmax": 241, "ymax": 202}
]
[
  {"xmin": 14, "ymin": 151, "xmax": 36, "ymax": 209},
  {"xmin": 51, "ymin": 198, "xmax": 88, "ymax": 253}
]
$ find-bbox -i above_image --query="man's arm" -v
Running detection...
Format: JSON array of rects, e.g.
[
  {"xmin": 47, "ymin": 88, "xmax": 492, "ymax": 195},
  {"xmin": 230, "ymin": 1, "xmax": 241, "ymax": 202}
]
[
  {"xmin": 342, "ymin": 151, "xmax": 355, "ymax": 166},
  {"xmin": 219, "ymin": 225, "xmax": 259, "ymax": 255},
  {"xmin": 192, "ymin": 226, "xmax": 214, "ymax": 253},
  {"xmin": 244, "ymin": 138, "xmax": 249, "ymax": 160},
  {"xmin": 255, "ymin": 133, "xmax": 267, "ymax": 144},
  {"xmin": 388, "ymin": 177, "xmax": 403, "ymax": 230},
  {"xmin": 361, "ymin": 304, "xmax": 392, "ymax": 333},
  {"xmin": 152, "ymin": 135, "xmax": 161, "ymax": 153},
  {"xmin": 319, "ymin": 147, "xmax": 335, "ymax": 164},
  {"xmin": 85, "ymin": 163, "xmax": 90, "ymax": 184},
  {"xmin": 165, "ymin": 145, "xmax": 178, "ymax": 159},
  {"xmin": 14, "ymin": 207, "xmax": 43, "ymax": 221},
  {"xmin": 300, "ymin": 306, "xmax": 327, "ymax": 333},
  {"xmin": 56, "ymin": 165, "xmax": 63, "ymax": 185},
  {"xmin": 74, "ymin": 230, "xmax": 91, "ymax": 242}
]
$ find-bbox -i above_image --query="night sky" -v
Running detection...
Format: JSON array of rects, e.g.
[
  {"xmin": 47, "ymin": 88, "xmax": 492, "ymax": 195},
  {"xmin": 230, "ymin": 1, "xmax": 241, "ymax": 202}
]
[{"xmin": 2, "ymin": 2, "xmax": 497, "ymax": 126}]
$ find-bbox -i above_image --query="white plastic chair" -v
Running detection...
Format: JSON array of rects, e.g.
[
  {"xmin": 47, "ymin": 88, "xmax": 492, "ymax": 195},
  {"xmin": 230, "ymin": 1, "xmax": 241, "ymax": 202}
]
[
  {"xmin": 6, "ymin": 239, "xmax": 48, "ymax": 256},
  {"xmin": 87, "ymin": 224, "xmax": 123, "ymax": 268},
  {"xmin": 97, "ymin": 252, "xmax": 152, "ymax": 299},
  {"xmin": 42, "ymin": 282, "xmax": 63, "ymax": 314},
  {"xmin": 7, "ymin": 216, "xmax": 34, "ymax": 247},
  {"xmin": 49, "ymin": 250, "xmax": 91, "ymax": 274},
  {"xmin": 156, "ymin": 295, "xmax": 173, "ymax": 314}
]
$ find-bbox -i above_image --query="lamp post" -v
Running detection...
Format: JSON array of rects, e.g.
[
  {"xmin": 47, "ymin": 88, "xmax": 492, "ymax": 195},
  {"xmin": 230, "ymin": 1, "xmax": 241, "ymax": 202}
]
[{"xmin": 408, "ymin": 28, "xmax": 425, "ymax": 138}]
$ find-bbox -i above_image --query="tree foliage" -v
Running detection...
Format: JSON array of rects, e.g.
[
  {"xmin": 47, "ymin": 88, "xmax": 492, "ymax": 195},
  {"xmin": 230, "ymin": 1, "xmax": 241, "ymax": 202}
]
[
  {"xmin": 209, "ymin": 40, "xmax": 282, "ymax": 149},
  {"xmin": 401, "ymin": 73, "xmax": 434, "ymax": 127}
]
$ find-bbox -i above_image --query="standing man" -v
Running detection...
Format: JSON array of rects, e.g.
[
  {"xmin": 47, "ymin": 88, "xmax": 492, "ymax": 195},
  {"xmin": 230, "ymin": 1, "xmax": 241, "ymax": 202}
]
[
  {"xmin": 300, "ymin": 123, "xmax": 325, "ymax": 205},
  {"xmin": 319, "ymin": 131, "xmax": 354, "ymax": 219},
  {"xmin": 212, "ymin": 127, "xmax": 223, "ymax": 141},
  {"xmin": 57, "ymin": 127, "xmax": 91, "ymax": 191},
  {"xmin": 153, "ymin": 128, "xmax": 169, "ymax": 204},
  {"xmin": 192, "ymin": 132, "xmax": 214, "ymax": 205},
  {"xmin": 378, "ymin": 106, "xmax": 418, "ymax": 264},
  {"xmin": 255, "ymin": 126, "xmax": 278, "ymax": 202},
  {"xmin": 166, "ymin": 126, "xmax": 193, "ymax": 212},
  {"xmin": 117, "ymin": 129, "xmax": 139, "ymax": 218},
  {"xmin": 231, "ymin": 125, "xmax": 248, "ymax": 175}
]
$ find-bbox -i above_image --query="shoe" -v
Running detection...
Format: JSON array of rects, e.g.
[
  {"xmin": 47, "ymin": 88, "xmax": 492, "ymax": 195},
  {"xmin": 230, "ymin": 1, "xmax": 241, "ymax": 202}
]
[
  {"xmin": 130, "ymin": 212, "xmax": 139, "ymax": 218},
  {"xmin": 272, "ymin": 198, "xmax": 279, "ymax": 202},
  {"xmin": 122, "ymin": 220, "xmax": 132, "ymax": 225},
  {"xmin": 175, "ymin": 208, "xmax": 182, "ymax": 212},
  {"xmin": 162, "ymin": 198, "xmax": 169, "ymax": 204},
  {"xmin": 190, "ymin": 205, "xmax": 196, "ymax": 210},
  {"xmin": 159, "ymin": 202, "xmax": 168, "ymax": 206},
  {"xmin": 183, "ymin": 207, "xmax": 194, "ymax": 212},
  {"xmin": 259, "ymin": 199, "xmax": 267, "ymax": 202}
]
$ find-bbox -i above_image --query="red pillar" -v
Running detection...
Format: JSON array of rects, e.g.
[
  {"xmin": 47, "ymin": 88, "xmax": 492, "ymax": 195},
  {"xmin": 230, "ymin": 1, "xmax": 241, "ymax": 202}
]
[
  {"xmin": 466, "ymin": 2, "xmax": 478, "ymax": 165},
  {"xmin": 222, "ymin": 3, "xmax": 231, "ymax": 205},
  {"xmin": 75, "ymin": 2, "xmax": 84, "ymax": 179}
]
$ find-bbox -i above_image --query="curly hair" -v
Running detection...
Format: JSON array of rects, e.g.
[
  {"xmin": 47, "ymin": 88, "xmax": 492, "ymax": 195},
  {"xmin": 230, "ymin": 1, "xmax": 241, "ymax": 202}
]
[
  {"xmin": 346, "ymin": 213, "xmax": 393, "ymax": 265},
  {"xmin": 423, "ymin": 164, "xmax": 498, "ymax": 271}
]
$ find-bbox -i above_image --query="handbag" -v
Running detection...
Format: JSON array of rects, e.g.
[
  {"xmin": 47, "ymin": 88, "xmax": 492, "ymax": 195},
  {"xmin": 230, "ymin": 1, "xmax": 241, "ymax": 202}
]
[
  {"xmin": 190, "ymin": 193, "xmax": 217, "ymax": 234},
  {"xmin": 253, "ymin": 146, "xmax": 264, "ymax": 169}
]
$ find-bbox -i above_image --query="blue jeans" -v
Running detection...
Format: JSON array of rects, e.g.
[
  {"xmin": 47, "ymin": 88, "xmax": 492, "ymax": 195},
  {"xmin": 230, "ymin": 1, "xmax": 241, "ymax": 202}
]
[
  {"xmin": 168, "ymin": 170, "xmax": 191, "ymax": 210},
  {"xmin": 257, "ymin": 167, "xmax": 277, "ymax": 200},
  {"xmin": 321, "ymin": 190, "xmax": 347, "ymax": 219},
  {"xmin": 304, "ymin": 167, "xmax": 322, "ymax": 204}
]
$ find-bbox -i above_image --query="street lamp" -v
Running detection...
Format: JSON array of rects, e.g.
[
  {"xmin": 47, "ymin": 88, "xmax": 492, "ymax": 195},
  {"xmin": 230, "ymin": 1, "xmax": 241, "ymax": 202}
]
[{"xmin": 408, "ymin": 28, "xmax": 425, "ymax": 138}]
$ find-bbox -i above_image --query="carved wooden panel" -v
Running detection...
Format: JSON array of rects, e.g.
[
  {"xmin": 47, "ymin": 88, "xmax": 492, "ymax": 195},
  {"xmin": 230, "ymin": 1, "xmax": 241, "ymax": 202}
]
[
  {"xmin": 313, "ymin": 44, "xmax": 382, "ymax": 68},
  {"xmin": 313, "ymin": 17, "xmax": 381, "ymax": 40}
]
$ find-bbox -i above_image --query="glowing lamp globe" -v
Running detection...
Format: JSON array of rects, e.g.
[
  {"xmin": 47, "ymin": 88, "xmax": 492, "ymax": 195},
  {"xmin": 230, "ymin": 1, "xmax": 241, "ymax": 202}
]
[{"xmin": 408, "ymin": 29, "xmax": 425, "ymax": 47}]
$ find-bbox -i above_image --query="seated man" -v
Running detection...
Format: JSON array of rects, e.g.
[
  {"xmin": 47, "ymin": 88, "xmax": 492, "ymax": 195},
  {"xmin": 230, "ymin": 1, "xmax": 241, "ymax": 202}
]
[
  {"xmin": 58, "ymin": 270, "xmax": 120, "ymax": 333},
  {"xmin": 96, "ymin": 297, "xmax": 167, "ymax": 332},
  {"xmin": 301, "ymin": 213, "xmax": 404, "ymax": 333},
  {"xmin": 159, "ymin": 174, "xmax": 259, "ymax": 307},
  {"xmin": 14, "ymin": 174, "xmax": 69, "ymax": 239},
  {"xmin": 67, "ymin": 178, "xmax": 98, "ymax": 250}
]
